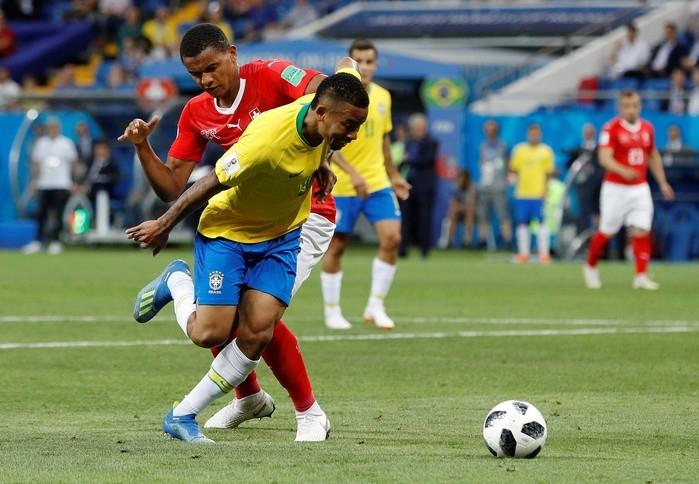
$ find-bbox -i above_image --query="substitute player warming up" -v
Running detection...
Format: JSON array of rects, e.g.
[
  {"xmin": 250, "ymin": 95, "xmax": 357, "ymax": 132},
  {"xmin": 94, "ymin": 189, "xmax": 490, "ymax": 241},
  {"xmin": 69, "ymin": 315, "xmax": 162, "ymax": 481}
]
[{"xmin": 583, "ymin": 89, "xmax": 674, "ymax": 290}]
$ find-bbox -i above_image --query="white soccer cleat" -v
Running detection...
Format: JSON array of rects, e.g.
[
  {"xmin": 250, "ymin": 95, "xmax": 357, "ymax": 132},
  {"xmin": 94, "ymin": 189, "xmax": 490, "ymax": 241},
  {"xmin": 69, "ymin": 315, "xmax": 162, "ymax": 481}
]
[
  {"xmin": 47, "ymin": 241, "xmax": 63, "ymax": 255},
  {"xmin": 21, "ymin": 241, "xmax": 42, "ymax": 254},
  {"xmin": 204, "ymin": 391, "xmax": 275, "ymax": 429},
  {"xmin": 582, "ymin": 264, "xmax": 601, "ymax": 289},
  {"xmin": 632, "ymin": 274, "xmax": 659, "ymax": 290},
  {"xmin": 295, "ymin": 404, "xmax": 330, "ymax": 442},
  {"xmin": 324, "ymin": 310, "xmax": 352, "ymax": 330},
  {"xmin": 363, "ymin": 304, "xmax": 395, "ymax": 330}
]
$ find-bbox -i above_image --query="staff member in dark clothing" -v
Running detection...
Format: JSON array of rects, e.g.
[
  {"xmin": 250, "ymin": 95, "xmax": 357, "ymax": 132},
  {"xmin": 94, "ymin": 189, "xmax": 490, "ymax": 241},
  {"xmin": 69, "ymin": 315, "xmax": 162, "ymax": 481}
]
[{"xmin": 399, "ymin": 113, "xmax": 439, "ymax": 258}]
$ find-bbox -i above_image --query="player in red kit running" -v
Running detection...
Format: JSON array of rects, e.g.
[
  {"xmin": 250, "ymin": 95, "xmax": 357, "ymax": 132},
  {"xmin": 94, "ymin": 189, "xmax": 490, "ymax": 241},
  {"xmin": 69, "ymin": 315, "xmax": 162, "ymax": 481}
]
[
  {"xmin": 119, "ymin": 24, "xmax": 347, "ymax": 441},
  {"xmin": 583, "ymin": 89, "xmax": 674, "ymax": 290}
]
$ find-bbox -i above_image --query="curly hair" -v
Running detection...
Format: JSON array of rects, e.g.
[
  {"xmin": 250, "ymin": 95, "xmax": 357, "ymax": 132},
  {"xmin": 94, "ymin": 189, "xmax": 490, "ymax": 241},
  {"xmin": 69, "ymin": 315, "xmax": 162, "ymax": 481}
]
[
  {"xmin": 180, "ymin": 23, "xmax": 229, "ymax": 59},
  {"xmin": 310, "ymin": 72, "xmax": 369, "ymax": 110}
]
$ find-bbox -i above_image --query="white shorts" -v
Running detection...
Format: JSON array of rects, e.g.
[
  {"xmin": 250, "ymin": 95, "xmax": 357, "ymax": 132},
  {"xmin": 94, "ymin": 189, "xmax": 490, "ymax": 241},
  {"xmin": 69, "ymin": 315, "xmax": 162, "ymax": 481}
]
[
  {"xmin": 599, "ymin": 181, "xmax": 653, "ymax": 235},
  {"xmin": 292, "ymin": 212, "xmax": 336, "ymax": 297}
]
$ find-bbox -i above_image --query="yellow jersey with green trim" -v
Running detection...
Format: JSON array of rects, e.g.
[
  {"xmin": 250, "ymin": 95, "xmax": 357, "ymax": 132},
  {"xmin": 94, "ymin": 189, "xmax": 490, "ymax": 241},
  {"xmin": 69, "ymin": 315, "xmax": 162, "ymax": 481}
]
[
  {"xmin": 333, "ymin": 82, "xmax": 392, "ymax": 196},
  {"xmin": 510, "ymin": 142, "xmax": 555, "ymax": 199},
  {"xmin": 197, "ymin": 99, "xmax": 327, "ymax": 243}
]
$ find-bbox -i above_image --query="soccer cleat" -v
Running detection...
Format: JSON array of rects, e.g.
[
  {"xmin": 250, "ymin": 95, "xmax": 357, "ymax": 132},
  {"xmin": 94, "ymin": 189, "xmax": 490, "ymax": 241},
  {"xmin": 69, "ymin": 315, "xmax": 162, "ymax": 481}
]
[
  {"xmin": 163, "ymin": 407, "xmax": 214, "ymax": 444},
  {"xmin": 538, "ymin": 254, "xmax": 551, "ymax": 265},
  {"xmin": 324, "ymin": 310, "xmax": 352, "ymax": 330},
  {"xmin": 47, "ymin": 241, "xmax": 63, "ymax": 255},
  {"xmin": 514, "ymin": 254, "xmax": 529, "ymax": 264},
  {"xmin": 295, "ymin": 406, "xmax": 331, "ymax": 442},
  {"xmin": 21, "ymin": 241, "xmax": 42, "ymax": 254},
  {"xmin": 133, "ymin": 259, "xmax": 190, "ymax": 323},
  {"xmin": 583, "ymin": 264, "xmax": 601, "ymax": 289},
  {"xmin": 363, "ymin": 304, "xmax": 395, "ymax": 330},
  {"xmin": 204, "ymin": 391, "xmax": 276, "ymax": 429},
  {"xmin": 632, "ymin": 274, "xmax": 659, "ymax": 290}
]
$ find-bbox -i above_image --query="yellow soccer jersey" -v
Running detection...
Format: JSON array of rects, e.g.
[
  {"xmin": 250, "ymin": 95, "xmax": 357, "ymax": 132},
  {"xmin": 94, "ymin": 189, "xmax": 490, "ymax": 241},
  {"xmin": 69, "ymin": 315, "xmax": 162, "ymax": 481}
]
[
  {"xmin": 510, "ymin": 143, "xmax": 555, "ymax": 199},
  {"xmin": 333, "ymin": 82, "xmax": 392, "ymax": 196},
  {"xmin": 198, "ymin": 100, "xmax": 327, "ymax": 243}
]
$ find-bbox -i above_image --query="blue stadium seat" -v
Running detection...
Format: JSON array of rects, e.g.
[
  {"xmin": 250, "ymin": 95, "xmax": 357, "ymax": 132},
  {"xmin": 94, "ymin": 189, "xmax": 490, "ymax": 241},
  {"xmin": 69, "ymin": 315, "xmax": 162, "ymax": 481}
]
[{"xmin": 662, "ymin": 204, "xmax": 699, "ymax": 261}]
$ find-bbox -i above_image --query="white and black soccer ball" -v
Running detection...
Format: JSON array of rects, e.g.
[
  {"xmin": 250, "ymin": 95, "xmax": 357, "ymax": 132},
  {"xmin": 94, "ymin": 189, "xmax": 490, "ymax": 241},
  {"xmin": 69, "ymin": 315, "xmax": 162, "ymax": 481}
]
[{"xmin": 483, "ymin": 400, "xmax": 547, "ymax": 458}]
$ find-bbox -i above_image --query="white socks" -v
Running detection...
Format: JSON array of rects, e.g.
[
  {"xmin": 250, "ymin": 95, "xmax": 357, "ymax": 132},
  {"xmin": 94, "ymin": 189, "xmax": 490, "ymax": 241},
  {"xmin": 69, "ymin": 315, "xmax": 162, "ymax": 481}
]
[
  {"xmin": 537, "ymin": 224, "xmax": 550, "ymax": 257},
  {"xmin": 295, "ymin": 400, "xmax": 323, "ymax": 418},
  {"xmin": 167, "ymin": 271, "xmax": 195, "ymax": 337},
  {"xmin": 321, "ymin": 271, "xmax": 343, "ymax": 317},
  {"xmin": 367, "ymin": 257, "xmax": 396, "ymax": 309},
  {"xmin": 516, "ymin": 224, "xmax": 530, "ymax": 256},
  {"xmin": 174, "ymin": 339, "xmax": 259, "ymax": 417}
]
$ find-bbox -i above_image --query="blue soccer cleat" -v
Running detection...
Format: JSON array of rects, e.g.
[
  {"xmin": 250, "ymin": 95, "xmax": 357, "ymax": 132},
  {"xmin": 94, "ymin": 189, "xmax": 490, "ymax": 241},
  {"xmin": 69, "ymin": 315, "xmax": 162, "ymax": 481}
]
[
  {"xmin": 163, "ymin": 407, "xmax": 214, "ymax": 444},
  {"xmin": 133, "ymin": 259, "xmax": 190, "ymax": 323}
]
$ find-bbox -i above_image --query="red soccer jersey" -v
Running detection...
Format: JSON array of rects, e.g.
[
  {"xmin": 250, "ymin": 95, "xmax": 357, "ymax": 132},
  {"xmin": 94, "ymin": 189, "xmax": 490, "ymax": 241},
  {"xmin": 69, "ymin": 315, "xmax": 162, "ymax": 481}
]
[
  {"xmin": 168, "ymin": 59, "xmax": 335, "ymax": 222},
  {"xmin": 599, "ymin": 117, "xmax": 655, "ymax": 185}
]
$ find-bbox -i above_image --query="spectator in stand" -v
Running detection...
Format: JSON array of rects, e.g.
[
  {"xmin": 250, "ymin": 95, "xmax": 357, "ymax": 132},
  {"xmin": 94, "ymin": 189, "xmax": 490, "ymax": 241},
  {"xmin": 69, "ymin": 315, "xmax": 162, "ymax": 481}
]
[
  {"xmin": 22, "ymin": 118, "xmax": 80, "ymax": 255},
  {"xmin": 53, "ymin": 65, "xmax": 79, "ymax": 92},
  {"xmin": 105, "ymin": 62, "xmax": 135, "ymax": 92},
  {"xmin": 281, "ymin": 0, "xmax": 319, "ymax": 30},
  {"xmin": 74, "ymin": 120, "xmax": 94, "ymax": 166},
  {"xmin": 398, "ymin": 113, "xmax": 439, "ymax": 258},
  {"xmin": 203, "ymin": 1, "xmax": 234, "ymax": 42},
  {"xmin": 445, "ymin": 170, "xmax": 475, "ymax": 249},
  {"xmin": 610, "ymin": 23, "xmax": 650, "ymax": 80},
  {"xmin": 0, "ymin": 11, "xmax": 17, "ymax": 58},
  {"xmin": 81, "ymin": 139, "xmax": 121, "ymax": 208},
  {"xmin": 142, "ymin": 5, "xmax": 179, "ymax": 60},
  {"xmin": 475, "ymin": 119, "xmax": 511, "ymax": 249},
  {"xmin": 662, "ymin": 68, "xmax": 687, "ymax": 114},
  {"xmin": 666, "ymin": 124, "xmax": 683, "ymax": 153},
  {"xmin": 117, "ymin": 5, "xmax": 142, "ymax": 51},
  {"xmin": 567, "ymin": 123, "xmax": 603, "ymax": 232},
  {"xmin": 2, "ymin": 0, "xmax": 42, "ymax": 19},
  {"xmin": 242, "ymin": 0, "xmax": 279, "ymax": 41},
  {"xmin": 0, "ymin": 66, "xmax": 20, "ymax": 111},
  {"xmin": 63, "ymin": 0, "xmax": 100, "ymax": 22},
  {"xmin": 647, "ymin": 23, "xmax": 687, "ymax": 78},
  {"xmin": 391, "ymin": 124, "xmax": 407, "ymax": 175},
  {"xmin": 688, "ymin": 66, "xmax": 699, "ymax": 114}
]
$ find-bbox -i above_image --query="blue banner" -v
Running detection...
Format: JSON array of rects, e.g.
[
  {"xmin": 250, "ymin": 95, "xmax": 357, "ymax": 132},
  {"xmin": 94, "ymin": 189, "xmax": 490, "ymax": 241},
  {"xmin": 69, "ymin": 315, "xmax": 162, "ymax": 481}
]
[{"xmin": 319, "ymin": 6, "xmax": 645, "ymax": 39}]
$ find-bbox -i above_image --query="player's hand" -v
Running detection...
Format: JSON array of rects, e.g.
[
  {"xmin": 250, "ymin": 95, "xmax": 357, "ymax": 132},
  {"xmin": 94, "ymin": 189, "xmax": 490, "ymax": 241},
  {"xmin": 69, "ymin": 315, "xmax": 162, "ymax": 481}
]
[
  {"xmin": 335, "ymin": 56, "xmax": 359, "ymax": 72},
  {"xmin": 660, "ymin": 182, "xmax": 675, "ymax": 201},
  {"xmin": 391, "ymin": 175, "xmax": 411, "ymax": 201},
  {"xmin": 117, "ymin": 115, "xmax": 160, "ymax": 145},
  {"xmin": 314, "ymin": 162, "xmax": 337, "ymax": 202},
  {"xmin": 350, "ymin": 172, "xmax": 369, "ymax": 199},
  {"xmin": 619, "ymin": 167, "xmax": 639, "ymax": 181},
  {"xmin": 125, "ymin": 219, "xmax": 169, "ymax": 255}
]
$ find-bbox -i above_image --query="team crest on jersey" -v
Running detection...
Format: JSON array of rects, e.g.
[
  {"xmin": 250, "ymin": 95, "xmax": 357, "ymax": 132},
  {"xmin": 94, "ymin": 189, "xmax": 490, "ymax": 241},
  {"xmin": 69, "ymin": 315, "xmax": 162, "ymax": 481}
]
[
  {"xmin": 281, "ymin": 65, "xmax": 307, "ymax": 87},
  {"xmin": 201, "ymin": 128, "xmax": 220, "ymax": 140},
  {"xmin": 249, "ymin": 108, "xmax": 261, "ymax": 120},
  {"xmin": 209, "ymin": 271, "xmax": 223, "ymax": 293}
]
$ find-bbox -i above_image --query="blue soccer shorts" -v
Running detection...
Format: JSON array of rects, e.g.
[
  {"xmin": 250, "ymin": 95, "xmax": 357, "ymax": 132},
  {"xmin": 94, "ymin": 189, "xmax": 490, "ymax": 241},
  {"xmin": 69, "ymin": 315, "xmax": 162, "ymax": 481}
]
[
  {"xmin": 334, "ymin": 187, "xmax": 402, "ymax": 234},
  {"xmin": 514, "ymin": 198, "xmax": 544, "ymax": 225},
  {"xmin": 193, "ymin": 228, "xmax": 301, "ymax": 306}
]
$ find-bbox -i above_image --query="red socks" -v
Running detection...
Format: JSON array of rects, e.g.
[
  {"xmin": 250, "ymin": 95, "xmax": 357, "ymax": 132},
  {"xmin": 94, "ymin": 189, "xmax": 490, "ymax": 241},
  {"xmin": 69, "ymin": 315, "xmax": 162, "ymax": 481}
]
[
  {"xmin": 587, "ymin": 232, "xmax": 610, "ymax": 267},
  {"xmin": 210, "ymin": 320, "xmax": 315, "ymax": 412},
  {"xmin": 632, "ymin": 235, "xmax": 651, "ymax": 275},
  {"xmin": 259, "ymin": 320, "xmax": 316, "ymax": 412}
]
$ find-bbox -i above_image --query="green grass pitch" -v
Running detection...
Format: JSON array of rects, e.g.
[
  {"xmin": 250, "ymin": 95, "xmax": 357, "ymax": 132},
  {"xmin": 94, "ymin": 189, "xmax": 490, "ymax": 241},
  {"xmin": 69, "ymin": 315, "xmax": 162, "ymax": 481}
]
[{"xmin": 0, "ymin": 246, "xmax": 697, "ymax": 483}]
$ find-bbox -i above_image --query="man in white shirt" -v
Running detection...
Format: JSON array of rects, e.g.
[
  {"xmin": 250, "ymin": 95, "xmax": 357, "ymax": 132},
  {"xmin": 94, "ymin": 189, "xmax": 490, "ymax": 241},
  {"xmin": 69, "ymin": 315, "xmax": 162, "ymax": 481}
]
[
  {"xmin": 22, "ymin": 118, "xmax": 80, "ymax": 255},
  {"xmin": 611, "ymin": 23, "xmax": 650, "ymax": 79}
]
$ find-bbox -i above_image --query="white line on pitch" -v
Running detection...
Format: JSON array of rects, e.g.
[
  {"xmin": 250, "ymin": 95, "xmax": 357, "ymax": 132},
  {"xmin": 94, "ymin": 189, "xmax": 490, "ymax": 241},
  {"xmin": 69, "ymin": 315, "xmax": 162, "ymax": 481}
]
[
  {"xmin": 1, "ymin": 326, "xmax": 697, "ymax": 350},
  {"xmin": 2, "ymin": 315, "xmax": 699, "ymax": 327}
]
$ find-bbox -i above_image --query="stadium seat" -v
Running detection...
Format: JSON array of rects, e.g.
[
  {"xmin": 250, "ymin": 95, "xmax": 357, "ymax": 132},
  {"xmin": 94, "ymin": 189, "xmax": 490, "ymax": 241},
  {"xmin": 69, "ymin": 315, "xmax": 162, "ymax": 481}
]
[{"xmin": 662, "ymin": 204, "xmax": 699, "ymax": 261}]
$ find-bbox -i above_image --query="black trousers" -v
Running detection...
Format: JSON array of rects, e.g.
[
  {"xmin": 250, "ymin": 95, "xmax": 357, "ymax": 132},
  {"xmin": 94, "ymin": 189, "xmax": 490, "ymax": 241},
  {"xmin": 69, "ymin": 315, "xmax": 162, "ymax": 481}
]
[
  {"xmin": 36, "ymin": 189, "xmax": 70, "ymax": 243},
  {"xmin": 400, "ymin": 182, "xmax": 435, "ymax": 257}
]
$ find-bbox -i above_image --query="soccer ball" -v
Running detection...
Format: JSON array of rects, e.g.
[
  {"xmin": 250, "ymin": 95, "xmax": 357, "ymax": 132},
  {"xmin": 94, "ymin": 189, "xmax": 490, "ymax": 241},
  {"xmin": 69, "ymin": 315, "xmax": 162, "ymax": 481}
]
[{"xmin": 482, "ymin": 400, "xmax": 547, "ymax": 458}]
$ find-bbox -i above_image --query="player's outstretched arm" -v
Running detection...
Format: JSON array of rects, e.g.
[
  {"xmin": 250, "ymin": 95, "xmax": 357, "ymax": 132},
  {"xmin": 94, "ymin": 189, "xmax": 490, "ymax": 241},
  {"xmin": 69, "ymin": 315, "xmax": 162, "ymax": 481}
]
[
  {"xmin": 125, "ymin": 171, "xmax": 226, "ymax": 255},
  {"xmin": 649, "ymin": 148, "xmax": 675, "ymax": 200},
  {"xmin": 118, "ymin": 115, "xmax": 195, "ymax": 201}
]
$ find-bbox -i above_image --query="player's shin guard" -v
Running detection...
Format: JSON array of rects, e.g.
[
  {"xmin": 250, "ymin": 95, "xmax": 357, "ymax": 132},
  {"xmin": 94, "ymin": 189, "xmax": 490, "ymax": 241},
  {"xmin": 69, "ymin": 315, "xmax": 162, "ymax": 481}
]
[
  {"xmin": 262, "ymin": 321, "xmax": 316, "ymax": 412},
  {"xmin": 587, "ymin": 232, "xmax": 610, "ymax": 268},
  {"xmin": 174, "ymin": 339, "xmax": 259, "ymax": 417},
  {"xmin": 632, "ymin": 234, "xmax": 651, "ymax": 275}
]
